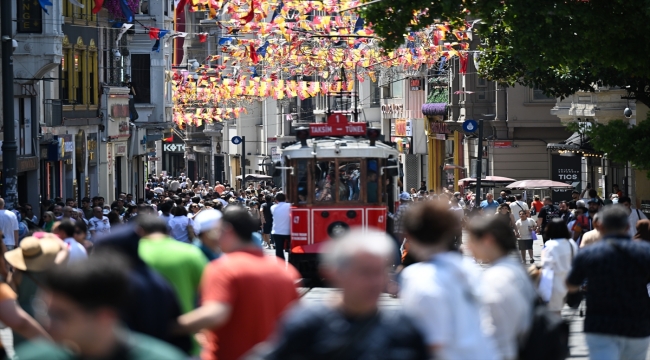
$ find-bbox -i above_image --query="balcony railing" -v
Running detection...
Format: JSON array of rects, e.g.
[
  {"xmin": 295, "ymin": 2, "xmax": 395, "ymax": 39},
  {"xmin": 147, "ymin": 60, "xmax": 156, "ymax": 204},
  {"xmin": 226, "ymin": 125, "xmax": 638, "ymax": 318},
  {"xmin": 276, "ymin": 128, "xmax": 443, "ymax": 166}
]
[{"xmin": 43, "ymin": 99, "xmax": 63, "ymax": 127}]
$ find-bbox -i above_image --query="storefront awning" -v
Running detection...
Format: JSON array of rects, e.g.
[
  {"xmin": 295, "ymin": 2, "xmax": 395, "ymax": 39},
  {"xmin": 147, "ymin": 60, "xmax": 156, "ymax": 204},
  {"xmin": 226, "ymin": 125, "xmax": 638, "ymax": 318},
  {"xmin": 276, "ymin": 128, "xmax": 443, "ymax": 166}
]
[
  {"xmin": 547, "ymin": 132, "xmax": 603, "ymax": 156},
  {"xmin": 422, "ymin": 103, "xmax": 447, "ymax": 116}
]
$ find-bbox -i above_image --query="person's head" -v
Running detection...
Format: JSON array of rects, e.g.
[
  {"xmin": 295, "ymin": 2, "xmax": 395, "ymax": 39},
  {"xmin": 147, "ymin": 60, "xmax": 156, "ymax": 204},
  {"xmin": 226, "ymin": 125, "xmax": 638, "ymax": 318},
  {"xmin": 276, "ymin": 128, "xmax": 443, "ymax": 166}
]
[
  {"xmin": 515, "ymin": 194, "xmax": 523, "ymax": 201},
  {"xmin": 498, "ymin": 203, "xmax": 510, "ymax": 214},
  {"xmin": 618, "ymin": 196, "xmax": 633, "ymax": 214},
  {"xmin": 62, "ymin": 206, "xmax": 74, "ymax": 219},
  {"xmin": 598, "ymin": 205, "xmax": 630, "ymax": 237},
  {"xmin": 74, "ymin": 220, "xmax": 88, "ymax": 243},
  {"xmin": 467, "ymin": 216, "xmax": 517, "ymax": 263},
  {"xmin": 135, "ymin": 215, "xmax": 169, "ymax": 236},
  {"xmin": 0, "ymin": 198, "xmax": 6, "ymax": 210},
  {"xmin": 486, "ymin": 193, "xmax": 494, "ymax": 201},
  {"xmin": 126, "ymin": 194, "xmax": 133, "ymax": 202},
  {"xmin": 81, "ymin": 198, "xmax": 90, "ymax": 209},
  {"xmin": 533, "ymin": 195, "xmax": 540, "ymax": 201},
  {"xmin": 216, "ymin": 206, "xmax": 256, "ymax": 253},
  {"xmin": 275, "ymin": 193, "xmax": 286, "ymax": 203},
  {"xmin": 65, "ymin": 198, "xmax": 75, "ymax": 208},
  {"xmin": 116, "ymin": 199, "xmax": 124, "ymax": 208},
  {"xmin": 40, "ymin": 253, "xmax": 129, "ymax": 352},
  {"xmin": 194, "ymin": 209, "xmax": 223, "ymax": 250},
  {"xmin": 53, "ymin": 219, "xmax": 76, "ymax": 239},
  {"xmin": 53, "ymin": 205, "xmax": 63, "ymax": 216},
  {"xmin": 159, "ymin": 200, "xmax": 174, "ymax": 215},
  {"xmin": 588, "ymin": 200, "xmax": 600, "ymax": 214},
  {"xmin": 559, "ymin": 201, "xmax": 568, "ymax": 212},
  {"xmin": 44, "ymin": 211, "xmax": 55, "ymax": 223},
  {"xmin": 93, "ymin": 207, "xmax": 103, "ymax": 219},
  {"xmin": 499, "ymin": 191, "xmax": 506, "ymax": 199},
  {"xmin": 634, "ymin": 220, "xmax": 650, "ymax": 242},
  {"xmin": 613, "ymin": 184, "xmax": 620, "ymax": 192},
  {"xmin": 543, "ymin": 196, "xmax": 553, "ymax": 206},
  {"xmin": 403, "ymin": 201, "xmax": 460, "ymax": 259},
  {"xmin": 544, "ymin": 218, "xmax": 572, "ymax": 240},
  {"xmin": 572, "ymin": 190, "xmax": 580, "ymax": 200},
  {"xmin": 172, "ymin": 205, "xmax": 188, "ymax": 217},
  {"xmin": 320, "ymin": 230, "xmax": 395, "ymax": 314},
  {"xmin": 519, "ymin": 209, "xmax": 528, "ymax": 220},
  {"xmin": 575, "ymin": 206, "xmax": 587, "ymax": 218},
  {"xmin": 588, "ymin": 189, "xmax": 598, "ymax": 199}
]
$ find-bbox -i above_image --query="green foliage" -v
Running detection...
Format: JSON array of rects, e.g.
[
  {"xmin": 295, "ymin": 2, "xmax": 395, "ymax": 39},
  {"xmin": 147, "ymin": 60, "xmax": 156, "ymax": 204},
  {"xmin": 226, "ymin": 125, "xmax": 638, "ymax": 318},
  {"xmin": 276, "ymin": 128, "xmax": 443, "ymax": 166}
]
[
  {"xmin": 570, "ymin": 117, "xmax": 650, "ymax": 179},
  {"xmin": 362, "ymin": 0, "xmax": 650, "ymax": 104}
]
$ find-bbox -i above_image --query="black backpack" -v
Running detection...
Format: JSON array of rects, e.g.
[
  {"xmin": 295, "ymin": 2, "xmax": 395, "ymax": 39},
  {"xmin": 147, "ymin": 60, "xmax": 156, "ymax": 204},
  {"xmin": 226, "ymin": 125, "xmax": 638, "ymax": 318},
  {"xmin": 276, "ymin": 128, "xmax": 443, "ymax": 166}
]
[{"xmin": 519, "ymin": 298, "xmax": 570, "ymax": 360}]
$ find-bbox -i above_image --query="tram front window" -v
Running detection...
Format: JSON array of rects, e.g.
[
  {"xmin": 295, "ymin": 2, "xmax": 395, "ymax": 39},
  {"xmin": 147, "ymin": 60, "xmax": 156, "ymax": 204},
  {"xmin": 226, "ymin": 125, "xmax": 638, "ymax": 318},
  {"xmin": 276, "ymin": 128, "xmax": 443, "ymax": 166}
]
[
  {"xmin": 339, "ymin": 162, "xmax": 361, "ymax": 201},
  {"xmin": 367, "ymin": 159, "xmax": 379, "ymax": 203},
  {"xmin": 314, "ymin": 161, "xmax": 334, "ymax": 202}
]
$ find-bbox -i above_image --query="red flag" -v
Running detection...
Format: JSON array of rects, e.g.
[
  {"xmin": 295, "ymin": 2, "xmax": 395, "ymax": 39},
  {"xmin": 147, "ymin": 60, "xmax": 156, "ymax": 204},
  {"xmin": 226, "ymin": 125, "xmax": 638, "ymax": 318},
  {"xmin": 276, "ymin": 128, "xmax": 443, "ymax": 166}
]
[
  {"xmin": 92, "ymin": 0, "xmax": 104, "ymax": 14},
  {"xmin": 459, "ymin": 52, "xmax": 468, "ymax": 75},
  {"xmin": 249, "ymin": 44, "xmax": 259, "ymax": 64},
  {"xmin": 198, "ymin": 33, "xmax": 208, "ymax": 43},
  {"xmin": 149, "ymin": 27, "xmax": 160, "ymax": 40},
  {"xmin": 162, "ymin": 135, "xmax": 173, "ymax": 142},
  {"xmin": 240, "ymin": 3, "xmax": 255, "ymax": 24}
]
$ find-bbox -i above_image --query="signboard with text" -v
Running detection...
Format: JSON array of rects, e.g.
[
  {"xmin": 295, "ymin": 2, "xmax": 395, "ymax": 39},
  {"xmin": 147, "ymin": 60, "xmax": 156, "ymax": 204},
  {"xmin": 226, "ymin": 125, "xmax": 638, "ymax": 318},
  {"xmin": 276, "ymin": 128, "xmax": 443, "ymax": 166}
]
[
  {"xmin": 17, "ymin": 0, "xmax": 42, "ymax": 33},
  {"xmin": 309, "ymin": 113, "xmax": 366, "ymax": 137},
  {"xmin": 551, "ymin": 154, "xmax": 581, "ymax": 205}
]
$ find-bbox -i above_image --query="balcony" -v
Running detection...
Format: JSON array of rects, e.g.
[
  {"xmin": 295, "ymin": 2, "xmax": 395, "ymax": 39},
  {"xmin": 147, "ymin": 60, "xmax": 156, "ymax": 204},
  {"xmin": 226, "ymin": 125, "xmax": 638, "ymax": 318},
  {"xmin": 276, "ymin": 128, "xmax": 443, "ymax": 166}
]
[{"xmin": 43, "ymin": 100, "xmax": 63, "ymax": 127}]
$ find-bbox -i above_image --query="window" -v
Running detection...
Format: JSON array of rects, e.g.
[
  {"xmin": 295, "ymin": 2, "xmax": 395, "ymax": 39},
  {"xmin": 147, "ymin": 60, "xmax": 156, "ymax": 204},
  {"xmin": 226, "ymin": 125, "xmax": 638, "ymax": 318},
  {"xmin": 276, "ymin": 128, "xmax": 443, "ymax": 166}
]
[
  {"xmin": 532, "ymin": 85, "xmax": 555, "ymax": 102},
  {"xmin": 477, "ymin": 77, "xmax": 487, "ymax": 87},
  {"xmin": 61, "ymin": 36, "xmax": 99, "ymax": 106},
  {"xmin": 369, "ymin": 79, "xmax": 380, "ymax": 107},
  {"xmin": 391, "ymin": 79, "xmax": 404, "ymax": 99},
  {"xmin": 314, "ymin": 161, "xmax": 334, "ymax": 202},
  {"xmin": 63, "ymin": 0, "xmax": 96, "ymax": 22},
  {"xmin": 338, "ymin": 161, "xmax": 361, "ymax": 201},
  {"xmin": 131, "ymin": 54, "xmax": 151, "ymax": 103},
  {"xmin": 366, "ymin": 159, "xmax": 379, "ymax": 203}
]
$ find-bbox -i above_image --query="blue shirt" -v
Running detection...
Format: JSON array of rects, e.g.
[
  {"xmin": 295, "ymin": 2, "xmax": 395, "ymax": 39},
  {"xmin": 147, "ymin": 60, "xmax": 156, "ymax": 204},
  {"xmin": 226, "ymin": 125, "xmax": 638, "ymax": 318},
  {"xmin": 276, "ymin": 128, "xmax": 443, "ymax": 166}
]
[{"xmin": 480, "ymin": 200, "xmax": 499, "ymax": 212}]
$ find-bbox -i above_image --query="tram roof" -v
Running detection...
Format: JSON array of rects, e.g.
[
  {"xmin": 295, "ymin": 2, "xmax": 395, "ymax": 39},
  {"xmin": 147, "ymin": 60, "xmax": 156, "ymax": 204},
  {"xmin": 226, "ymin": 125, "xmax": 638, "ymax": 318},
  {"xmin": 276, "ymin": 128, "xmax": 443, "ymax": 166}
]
[{"xmin": 281, "ymin": 137, "xmax": 399, "ymax": 159}]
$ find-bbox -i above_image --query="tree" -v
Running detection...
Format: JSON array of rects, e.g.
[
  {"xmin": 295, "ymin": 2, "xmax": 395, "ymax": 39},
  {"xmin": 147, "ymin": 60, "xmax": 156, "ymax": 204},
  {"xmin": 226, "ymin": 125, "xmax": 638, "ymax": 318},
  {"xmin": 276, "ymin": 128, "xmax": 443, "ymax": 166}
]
[{"xmin": 362, "ymin": 0, "xmax": 650, "ymax": 105}]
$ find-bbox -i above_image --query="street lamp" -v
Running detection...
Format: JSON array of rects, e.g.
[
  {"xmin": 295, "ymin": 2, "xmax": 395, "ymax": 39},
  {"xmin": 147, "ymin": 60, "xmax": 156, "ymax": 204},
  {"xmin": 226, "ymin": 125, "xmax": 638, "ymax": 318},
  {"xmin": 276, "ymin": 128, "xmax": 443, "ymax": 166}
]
[{"xmin": 474, "ymin": 114, "xmax": 495, "ymax": 208}]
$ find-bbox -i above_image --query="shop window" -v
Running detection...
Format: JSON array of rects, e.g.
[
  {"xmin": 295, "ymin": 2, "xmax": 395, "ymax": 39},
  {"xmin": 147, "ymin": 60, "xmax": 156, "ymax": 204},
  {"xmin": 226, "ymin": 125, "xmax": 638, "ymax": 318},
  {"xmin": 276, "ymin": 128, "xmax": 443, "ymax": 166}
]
[{"xmin": 131, "ymin": 54, "xmax": 152, "ymax": 103}]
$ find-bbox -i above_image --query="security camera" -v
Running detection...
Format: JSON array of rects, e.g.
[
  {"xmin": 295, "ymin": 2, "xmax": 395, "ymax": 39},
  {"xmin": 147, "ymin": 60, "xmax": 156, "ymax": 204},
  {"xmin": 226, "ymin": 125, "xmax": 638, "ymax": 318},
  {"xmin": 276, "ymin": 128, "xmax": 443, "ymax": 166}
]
[
  {"xmin": 624, "ymin": 107, "xmax": 633, "ymax": 118},
  {"xmin": 189, "ymin": 59, "xmax": 200, "ymax": 71},
  {"xmin": 112, "ymin": 49, "xmax": 121, "ymax": 60}
]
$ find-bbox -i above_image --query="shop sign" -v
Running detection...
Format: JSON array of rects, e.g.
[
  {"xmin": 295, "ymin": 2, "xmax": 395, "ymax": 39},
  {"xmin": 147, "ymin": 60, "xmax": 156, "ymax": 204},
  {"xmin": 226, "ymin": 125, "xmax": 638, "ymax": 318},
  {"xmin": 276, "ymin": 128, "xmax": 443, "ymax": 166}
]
[
  {"xmin": 148, "ymin": 157, "xmax": 160, "ymax": 161},
  {"xmin": 429, "ymin": 121, "xmax": 450, "ymax": 134},
  {"xmin": 163, "ymin": 143, "xmax": 186, "ymax": 152},
  {"xmin": 87, "ymin": 134, "xmax": 97, "ymax": 166},
  {"xmin": 394, "ymin": 119, "xmax": 412, "ymax": 137},
  {"xmin": 61, "ymin": 134, "xmax": 74, "ymax": 160},
  {"xmin": 107, "ymin": 143, "xmax": 113, "ymax": 175},
  {"xmin": 551, "ymin": 154, "xmax": 581, "ymax": 205},
  {"xmin": 111, "ymin": 104, "xmax": 130, "ymax": 118},
  {"xmin": 17, "ymin": 157, "xmax": 38, "ymax": 172},
  {"xmin": 115, "ymin": 143, "xmax": 127, "ymax": 156},
  {"xmin": 309, "ymin": 113, "xmax": 366, "ymax": 137},
  {"xmin": 435, "ymin": 134, "xmax": 446, "ymax": 140},
  {"xmin": 75, "ymin": 130, "xmax": 86, "ymax": 169},
  {"xmin": 409, "ymin": 78, "xmax": 423, "ymax": 91},
  {"xmin": 492, "ymin": 141, "xmax": 513, "ymax": 148},
  {"xmin": 381, "ymin": 103, "xmax": 405, "ymax": 117},
  {"xmin": 17, "ymin": 0, "xmax": 42, "ymax": 33},
  {"xmin": 271, "ymin": 147, "xmax": 280, "ymax": 162}
]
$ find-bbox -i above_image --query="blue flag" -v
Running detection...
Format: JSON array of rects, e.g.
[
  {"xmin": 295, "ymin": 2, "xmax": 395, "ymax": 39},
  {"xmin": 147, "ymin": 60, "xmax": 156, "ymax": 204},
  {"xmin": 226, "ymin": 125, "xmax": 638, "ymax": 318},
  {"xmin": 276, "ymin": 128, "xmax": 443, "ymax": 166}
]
[
  {"xmin": 38, "ymin": 0, "xmax": 53, "ymax": 14},
  {"xmin": 159, "ymin": 30, "xmax": 170, "ymax": 39},
  {"xmin": 271, "ymin": 1, "xmax": 283, "ymax": 21},
  {"xmin": 256, "ymin": 41, "xmax": 269, "ymax": 58},
  {"xmin": 119, "ymin": 0, "xmax": 134, "ymax": 22},
  {"xmin": 219, "ymin": 37, "xmax": 235, "ymax": 46},
  {"xmin": 152, "ymin": 40, "xmax": 161, "ymax": 52},
  {"xmin": 249, "ymin": 66, "xmax": 259, "ymax": 78},
  {"xmin": 353, "ymin": 16, "xmax": 364, "ymax": 33},
  {"xmin": 112, "ymin": 22, "xmax": 124, "ymax": 28}
]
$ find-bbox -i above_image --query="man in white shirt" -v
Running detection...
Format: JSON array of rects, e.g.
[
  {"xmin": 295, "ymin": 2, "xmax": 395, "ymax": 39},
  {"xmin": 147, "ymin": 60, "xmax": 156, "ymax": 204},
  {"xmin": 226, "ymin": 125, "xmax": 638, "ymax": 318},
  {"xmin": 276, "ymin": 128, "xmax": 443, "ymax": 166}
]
[
  {"xmin": 0, "ymin": 198, "xmax": 19, "ymax": 249},
  {"xmin": 515, "ymin": 210, "xmax": 537, "ymax": 263},
  {"xmin": 510, "ymin": 194, "xmax": 530, "ymax": 216},
  {"xmin": 271, "ymin": 193, "xmax": 291, "ymax": 260},
  {"xmin": 399, "ymin": 201, "xmax": 498, "ymax": 360},
  {"xmin": 52, "ymin": 219, "xmax": 88, "ymax": 263},
  {"xmin": 88, "ymin": 206, "xmax": 111, "ymax": 240},
  {"xmin": 620, "ymin": 196, "xmax": 648, "ymax": 238},
  {"xmin": 169, "ymin": 177, "xmax": 180, "ymax": 193}
]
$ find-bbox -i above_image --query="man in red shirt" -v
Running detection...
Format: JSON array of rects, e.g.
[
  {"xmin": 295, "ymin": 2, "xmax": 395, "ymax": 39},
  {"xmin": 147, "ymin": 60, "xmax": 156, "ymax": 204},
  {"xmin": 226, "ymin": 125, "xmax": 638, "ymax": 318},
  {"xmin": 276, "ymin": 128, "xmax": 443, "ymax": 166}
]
[
  {"xmin": 176, "ymin": 206, "xmax": 300, "ymax": 360},
  {"xmin": 214, "ymin": 181, "xmax": 226, "ymax": 195}
]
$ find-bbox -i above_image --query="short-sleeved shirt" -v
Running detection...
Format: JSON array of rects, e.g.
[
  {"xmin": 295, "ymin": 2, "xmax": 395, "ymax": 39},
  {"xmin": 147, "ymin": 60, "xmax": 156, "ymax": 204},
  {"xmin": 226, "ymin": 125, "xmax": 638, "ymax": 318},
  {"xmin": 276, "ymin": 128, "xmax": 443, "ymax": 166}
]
[
  {"xmin": 63, "ymin": 238, "xmax": 88, "ymax": 263},
  {"xmin": 515, "ymin": 218, "xmax": 537, "ymax": 240},
  {"xmin": 201, "ymin": 248, "xmax": 300, "ymax": 360},
  {"xmin": 509, "ymin": 201, "xmax": 529, "ymax": 216},
  {"xmin": 270, "ymin": 202, "xmax": 291, "ymax": 235},
  {"xmin": 88, "ymin": 216, "xmax": 111, "ymax": 238},
  {"xmin": 480, "ymin": 200, "xmax": 499, "ymax": 213},
  {"xmin": 0, "ymin": 209, "xmax": 19, "ymax": 246},
  {"xmin": 254, "ymin": 305, "xmax": 429, "ymax": 360},
  {"xmin": 537, "ymin": 205, "xmax": 560, "ymax": 233},
  {"xmin": 168, "ymin": 216, "xmax": 193, "ymax": 243},
  {"xmin": 566, "ymin": 237, "xmax": 650, "ymax": 337}
]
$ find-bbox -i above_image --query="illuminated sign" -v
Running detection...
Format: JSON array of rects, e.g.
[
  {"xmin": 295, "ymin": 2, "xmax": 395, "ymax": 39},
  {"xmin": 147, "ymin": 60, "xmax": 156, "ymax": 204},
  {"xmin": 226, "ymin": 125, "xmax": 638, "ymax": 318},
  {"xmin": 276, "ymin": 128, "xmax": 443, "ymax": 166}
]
[{"xmin": 309, "ymin": 113, "xmax": 367, "ymax": 137}]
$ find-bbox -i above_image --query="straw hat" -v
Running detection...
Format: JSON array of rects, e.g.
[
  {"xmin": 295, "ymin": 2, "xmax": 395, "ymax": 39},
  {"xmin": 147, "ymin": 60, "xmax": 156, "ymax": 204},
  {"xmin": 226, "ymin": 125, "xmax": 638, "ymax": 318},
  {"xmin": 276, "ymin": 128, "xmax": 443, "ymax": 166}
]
[{"xmin": 5, "ymin": 236, "xmax": 69, "ymax": 272}]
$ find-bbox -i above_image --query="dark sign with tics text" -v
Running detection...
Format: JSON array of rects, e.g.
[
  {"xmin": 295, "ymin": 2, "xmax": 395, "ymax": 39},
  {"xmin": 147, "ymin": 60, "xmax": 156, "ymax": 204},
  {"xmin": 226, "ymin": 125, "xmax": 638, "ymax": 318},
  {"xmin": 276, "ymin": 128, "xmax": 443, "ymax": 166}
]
[
  {"xmin": 551, "ymin": 154, "xmax": 581, "ymax": 205},
  {"xmin": 310, "ymin": 113, "xmax": 366, "ymax": 137},
  {"xmin": 17, "ymin": 0, "xmax": 42, "ymax": 33}
]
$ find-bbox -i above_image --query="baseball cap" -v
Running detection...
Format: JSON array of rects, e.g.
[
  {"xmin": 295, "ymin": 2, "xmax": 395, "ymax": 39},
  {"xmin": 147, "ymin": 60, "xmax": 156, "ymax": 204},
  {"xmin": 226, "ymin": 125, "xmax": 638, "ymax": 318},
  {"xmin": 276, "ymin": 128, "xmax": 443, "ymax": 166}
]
[
  {"xmin": 399, "ymin": 192, "xmax": 411, "ymax": 201},
  {"xmin": 193, "ymin": 209, "xmax": 223, "ymax": 235}
]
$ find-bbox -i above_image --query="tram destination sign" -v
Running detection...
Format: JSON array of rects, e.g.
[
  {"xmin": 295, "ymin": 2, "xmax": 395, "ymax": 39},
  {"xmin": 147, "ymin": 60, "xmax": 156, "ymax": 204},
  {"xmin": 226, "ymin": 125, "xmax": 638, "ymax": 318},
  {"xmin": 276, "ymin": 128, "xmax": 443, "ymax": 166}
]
[{"xmin": 309, "ymin": 114, "xmax": 367, "ymax": 137}]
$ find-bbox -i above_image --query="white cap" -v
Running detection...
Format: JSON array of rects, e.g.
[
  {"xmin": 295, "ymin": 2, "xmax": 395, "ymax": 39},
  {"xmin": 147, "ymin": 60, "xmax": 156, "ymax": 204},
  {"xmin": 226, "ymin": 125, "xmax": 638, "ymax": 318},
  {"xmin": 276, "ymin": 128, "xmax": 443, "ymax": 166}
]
[{"xmin": 193, "ymin": 209, "xmax": 223, "ymax": 235}]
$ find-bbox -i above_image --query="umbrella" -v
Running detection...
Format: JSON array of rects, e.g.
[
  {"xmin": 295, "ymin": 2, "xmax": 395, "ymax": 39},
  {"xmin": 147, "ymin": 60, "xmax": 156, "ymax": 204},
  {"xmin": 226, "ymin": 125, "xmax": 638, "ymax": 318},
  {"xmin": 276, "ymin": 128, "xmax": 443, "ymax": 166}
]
[
  {"xmin": 506, "ymin": 180, "xmax": 574, "ymax": 190},
  {"xmin": 236, "ymin": 174, "xmax": 273, "ymax": 181},
  {"xmin": 458, "ymin": 176, "xmax": 517, "ymax": 188}
]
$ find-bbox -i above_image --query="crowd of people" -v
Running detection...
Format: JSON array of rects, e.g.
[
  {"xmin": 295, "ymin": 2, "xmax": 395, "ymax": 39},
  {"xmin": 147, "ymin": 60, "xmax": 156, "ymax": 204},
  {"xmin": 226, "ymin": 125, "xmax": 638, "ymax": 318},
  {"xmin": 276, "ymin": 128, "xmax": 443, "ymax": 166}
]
[{"xmin": 0, "ymin": 173, "xmax": 647, "ymax": 359}]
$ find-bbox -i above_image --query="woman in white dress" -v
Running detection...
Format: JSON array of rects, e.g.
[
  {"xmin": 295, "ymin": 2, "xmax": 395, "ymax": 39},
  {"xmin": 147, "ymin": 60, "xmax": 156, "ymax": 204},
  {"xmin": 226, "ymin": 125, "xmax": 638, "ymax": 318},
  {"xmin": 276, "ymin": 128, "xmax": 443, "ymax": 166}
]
[{"xmin": 540, "ymin": 218, "xmax": 578, "ymax": 314}]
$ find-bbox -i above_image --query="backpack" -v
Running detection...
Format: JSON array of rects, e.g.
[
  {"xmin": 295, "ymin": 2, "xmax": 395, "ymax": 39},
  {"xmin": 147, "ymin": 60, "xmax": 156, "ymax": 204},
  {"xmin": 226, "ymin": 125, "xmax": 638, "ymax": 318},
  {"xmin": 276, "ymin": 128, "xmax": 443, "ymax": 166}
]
[{"xmin": 518, "ymin": 298, "xmax": 570, "ymax": 360}]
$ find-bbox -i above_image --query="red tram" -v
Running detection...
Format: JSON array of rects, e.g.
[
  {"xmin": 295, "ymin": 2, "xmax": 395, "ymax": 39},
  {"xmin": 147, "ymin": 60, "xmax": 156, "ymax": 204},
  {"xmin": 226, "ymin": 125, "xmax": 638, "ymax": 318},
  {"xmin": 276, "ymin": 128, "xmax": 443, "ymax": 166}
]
[{"xmin": 275, "ymin": 114, "xmax": 399, "ymax": 283}]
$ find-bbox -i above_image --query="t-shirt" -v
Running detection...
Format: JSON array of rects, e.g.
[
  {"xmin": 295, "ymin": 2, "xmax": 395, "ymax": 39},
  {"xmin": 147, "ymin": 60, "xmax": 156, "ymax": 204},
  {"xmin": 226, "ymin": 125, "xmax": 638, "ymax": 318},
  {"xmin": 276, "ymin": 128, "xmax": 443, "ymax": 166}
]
[
  {"xmin": 139, "ymin": 237, "xmax": 207, "ymax": 314},
  {"xmin": 169, "ymin": 180, "xmax": 180, "ymax": 192},
  {"xmin": 480, "ymin": 200, "xmax": 499, "ymax": 213},
  {"xmin": 537, "ymin": 205, "xmax": 560, "ymax": 233},
  {"xmin": 201, "ymin": 248, "xmax": 300, "ymax": 360},
  {"xmin": 579, "ymin": 229, "xmax": 602, "ymax": 248},
  {"xmin": 214, "ymin": 184, "xmax": 226, "ymax": 194},
  {"xmin": 0, "ymin": 209, "xmax": 19, "ymax": 246},
  {"xmin": 270, "ymin": 202, "xmax": 291, "ymax": 235},
  {"xmin": 168, "ymin": 216, "xmax": 193, "ymax": 243},
  {"xmin": 509, "ymin": 200, "xmax": 529, "ymax": 216},
  {"xmin": 566, "ymin": 237, "xmax": 650, "ymax": 337},
  {"xmin": 515, "ymin": 218, "xmax": 537, "ymax": 240},
  {"xmin": 88, "ymin": 216, "xmax": 111, "ymax": 239},
  {"xmin": 63, "ymin": 238, "xmax": 88, "ymax": 263},
  {"xmin": 14, "ymin": 331, "xmax": 187, "ymax": 360},
  {"xmin": 261, "ymin": 202, "xmax": 273, "ymax": 224},
  {"xmin": 254, "ymin": 305, "xmax": 429, "ymax": 360},
  {"xmin": 531, "ymin": 200, "xmax": 544, "ymax": 214}
]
